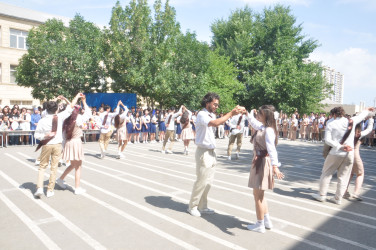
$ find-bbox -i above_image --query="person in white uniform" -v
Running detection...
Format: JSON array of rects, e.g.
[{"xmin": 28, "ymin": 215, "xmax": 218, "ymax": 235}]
[{"xmin": 187, "ymin": 92, "xmax": 242, "ymax": 217}]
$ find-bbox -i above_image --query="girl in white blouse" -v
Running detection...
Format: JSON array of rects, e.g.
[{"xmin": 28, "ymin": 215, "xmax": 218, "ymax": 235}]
[{"xmin": 246, "ymin": 105, "xmax": 284, "ymax": 233}]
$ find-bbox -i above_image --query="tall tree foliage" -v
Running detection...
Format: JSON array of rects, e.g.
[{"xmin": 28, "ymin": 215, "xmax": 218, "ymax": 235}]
[
  {"xmin": 104, "ymin": 0, "xmax": 151, "ymax": 96},
  {"xmin": 16, "ymin": 15, "xmax": 105, "ymax": 100},
  {"xmin": 211, "ymin": 5, "xmax": 330, "ymax": 113},
  {"xmin": 106, "ymin": 0, "xmax": 240, "ymax": 110}
]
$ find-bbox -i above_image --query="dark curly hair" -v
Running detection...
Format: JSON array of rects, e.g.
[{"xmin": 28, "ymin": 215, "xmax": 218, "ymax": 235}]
[
  {"xmin": 200, "ymin": 92, "xmax": 220, "ymax": 108},
  {"xmin": 331, "ymin": 106, "xmax": 345, "ymax": 118}
]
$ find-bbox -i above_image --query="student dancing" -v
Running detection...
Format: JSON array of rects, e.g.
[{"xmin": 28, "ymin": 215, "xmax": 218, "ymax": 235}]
[
  {"xmin": 56, "ymin": 95, "xmax": 91, "ymax": 195},
  {"xmin": 114, "ymin": 102, "xmax": 129, "ymax": 159},
  {"xmin": 246, "ymin": 106, "xmax": 284, "ymax": 233}
]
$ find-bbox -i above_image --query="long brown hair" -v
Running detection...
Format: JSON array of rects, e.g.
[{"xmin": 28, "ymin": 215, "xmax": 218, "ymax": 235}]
[
  {"xmin": 114, "ymin": 114, "xmax": 121, "ymax": 129},
  {"xmin": 259, "ymin": 105, "xmax": 278, "ymax": 145},
  {"xmin": 63, "ymin": 106, "xmax": 80, "ymax": 140}
]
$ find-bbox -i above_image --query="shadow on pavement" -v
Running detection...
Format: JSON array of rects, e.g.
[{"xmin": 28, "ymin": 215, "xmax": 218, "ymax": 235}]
[{"xmin": 144, "ymin": 195, "xmax": 248, "ymax": 235}]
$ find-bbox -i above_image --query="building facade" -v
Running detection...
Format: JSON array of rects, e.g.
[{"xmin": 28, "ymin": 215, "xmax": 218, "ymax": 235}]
[
  {"xmin": 0, "ymin": 3, "xmax": 69, "ymax": 108},
  {"xmin": 323, "ymin": 66, "xmax": 344, "ymax": 104}
]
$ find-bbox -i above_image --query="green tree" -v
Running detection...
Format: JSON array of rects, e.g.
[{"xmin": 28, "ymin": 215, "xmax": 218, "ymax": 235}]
[
  {"xmin": 211, "ymin": 5, "xmax": 330, "ymax": 113},
  {"xmin": 104, "ymin": 0, "xmax": 151, "ymax": 98},
  {"xmin": 16, "ymin": 15, "xmax": 105, "ymax": 100}
]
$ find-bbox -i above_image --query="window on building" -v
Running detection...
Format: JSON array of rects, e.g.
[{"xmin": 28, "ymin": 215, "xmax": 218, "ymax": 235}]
[
  {"xmin": 10, "ymin": 65, "xmax": 17, "ymax": 83},
  {"xmin": 10, "ymin": 29, "xmax": 28, "ymax": 49},
  {"xmin": 10, "ymin": 100, "xmax": 32, "ymax": 106}
]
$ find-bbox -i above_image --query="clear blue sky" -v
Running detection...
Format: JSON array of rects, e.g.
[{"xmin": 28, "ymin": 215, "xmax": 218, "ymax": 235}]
[{"xmin": 2, "ymin": 0, "xmax": 376, "ymax": 106}]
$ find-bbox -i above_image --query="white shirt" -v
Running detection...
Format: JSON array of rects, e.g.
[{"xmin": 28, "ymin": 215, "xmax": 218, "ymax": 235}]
[
  {"xmin": 309, "ymin": 115, "xmax": 315, "ymax": 125},
  {"xmin": 76, "ymin": 104, "xmax": 92, "ymax": 127},
  {"xmin": 360, "ymin": 118, "xmax": 374, "ymax": 139},
  {"xmin": 290, "ymin": 118, "xmax": 298, "ymax": 127},
  {"xmin": 195, "ymin": 108, "xmax": 216, "ymax": 149},
  {"xmin": 41, "ymin": 110, "xmax": 47, "ymax": 118},
  {"xmin": 119, "ymin": 106, "xmax": 129, "ymax": 122},
  {"xmin": 165, "ymin": 107, "xmax": 182, "ymax": 131},
  {"xmin": 318, "ymin": 116, "xmax": 325, "ymax": 129},
  {"xmin": 325, "ymin": 110, "xmax": 374, "ymax": 156},
  {"xmin": 143, "ymin": 114, "xmax": 151, "ymax": 124},
  {"xmin": 99, "ymin": 106, "xmax": 119, "ymax": 133},
  {"xmin": 34, "ymin": 106, "xmax": 73, "ymax": 145},
  {"xmin": 229, "ymin": 114, "xmax": 246, "ymax": 135},
  {"xmin": 247, "ymin": 110, "xmax": 280, "ymax": 166}
]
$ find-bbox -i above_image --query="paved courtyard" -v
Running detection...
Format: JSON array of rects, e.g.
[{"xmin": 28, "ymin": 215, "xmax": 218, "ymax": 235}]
[{"xmin": 1, "ymin": 138, "xmax": 375, "ymax": 250}]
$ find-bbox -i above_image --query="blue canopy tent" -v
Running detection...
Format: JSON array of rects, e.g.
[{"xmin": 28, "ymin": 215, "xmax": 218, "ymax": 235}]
[{"xmin": 84, "ymin": 93, "xmax": 137, "ymax": 110}]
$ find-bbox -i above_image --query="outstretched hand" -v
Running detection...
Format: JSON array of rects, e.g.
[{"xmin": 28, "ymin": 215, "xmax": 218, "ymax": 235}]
[{"xmin": 273, "ymin": 167, "xmax": 284, "ymax": 180}]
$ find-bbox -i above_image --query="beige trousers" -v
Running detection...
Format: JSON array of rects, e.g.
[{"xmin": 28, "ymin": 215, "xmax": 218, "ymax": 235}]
[
  {"xmin": 99, "ymin": 131, "xmax": 112, "ymax": 152},
  {"xmin": 37, "ymin": 144, "xmax": 62, "ymax": 192},
  {"xmin": 227, "ymin": 133, "xmax": 243, "ymax": 156},
  {"xmin": 189, "ymin": 147, "xmax": 216, "ymax": 210},
  {"xmin": 319, "ymin": 152, "xmax": 354, "ymax": 199},
  {"xmin": 162, "ymin": 130, "xmax": 175, "ymax": 151}
]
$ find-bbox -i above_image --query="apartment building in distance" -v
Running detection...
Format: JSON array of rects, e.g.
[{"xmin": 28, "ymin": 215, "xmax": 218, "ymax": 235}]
[
  {"xmin": 323, "ymin": 66, "xmax": 344, "ymax": 104},
  {"xmin": 0, "ymin": 2, "xmax": 70, "ymax": 108}
]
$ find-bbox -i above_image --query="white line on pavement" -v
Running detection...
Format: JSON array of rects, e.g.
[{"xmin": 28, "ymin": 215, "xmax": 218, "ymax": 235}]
[
  {"xmin": 1, "ymin": 158, "xmax": 107, "ymax": 250},
  {"xmin": 83, "ymin": 148, "xmax": 376, "ymax": 223},
  {"xmin": 80, "ymin": 159, "xmax": 374, "ymax": 249},
  {"xmin": 10, "ymin": 153, "xmax": 246, "ymax": 250},
  {"xmin": 0, "ymin": 186, "xmax": 61, "ymax": 250}
]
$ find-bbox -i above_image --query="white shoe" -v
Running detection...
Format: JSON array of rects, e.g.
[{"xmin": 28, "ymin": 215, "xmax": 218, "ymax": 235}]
[
  {"xmin": 74, "ymin": 187, "xmax": 86, "ymax": 195},
  {"xmin": 35, "ymin": 160, "xmax": 40, "ymax": 166},
  {"xmin": 187, "ymin": 207, "xmax": 201, "ymax": 217},
  {"xmin": 34, "ymin": 188, "xmax": 43, "ymax": 198},
  {"xmin": 46, "ymin": 191, "xmax": 54, "ymax": 198},
  {"xmin": 185, "ymin": 150, "xmax": 189, "ymax": 155},
  {"xmin": 56, "ymin": 178, "xmax": 67, "ymax": 189},
  {"xmin": 161, "ymin": 150, "xmax": 166, "ymax": 154},
  {"xmin": 328, "ymin": 196, "xmax": 342, "ymax": 205},
  {"xmin": 119, "ymin": 153, "xmax": 125, "ymax": 159},
  {"xmin": 312, "ymin": 193, "xmax": 326, "ymax": 202},
  {"xmin": 166, "ymin": 150, "xmax": 173, "ymax": 154},
  {"xmin": 236, "ymin": 152, "xmax": 239, "ymax": 159},
  {"xmin": 227, "ymin": 156, "xmax": 231, "ymax": 160},
  {"xmin": 199, "ymin": 208, "xmax": 215, "ymax": 214},
  {"xmin": 247, "ymin": 223, "xmax": 266, "ymax": 233},
  {"xmin": 100, "ymin": 151, "xmax": 105, "ymax": 159},
  {"xmin": 264, "ymin": 218, "xmax": 273, "ymax": 229}
]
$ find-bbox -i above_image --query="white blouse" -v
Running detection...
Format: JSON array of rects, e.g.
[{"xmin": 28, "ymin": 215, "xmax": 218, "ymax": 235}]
[{"xmin": 247, "ymin": 110, "xmax": 280, "ymax": 167}]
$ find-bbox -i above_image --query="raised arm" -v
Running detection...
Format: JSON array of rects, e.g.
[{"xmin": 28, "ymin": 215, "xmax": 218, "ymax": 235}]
[
  {"xmin": 208, "ymin": 106, "xmax": 242, "ymax": 127},
  {"xmin": 360, "ymin": 118, "xmax": 374, "ymax": 139},
  {"xmin": 247, "ymin": 109, "xmax": 264, "ymax": 131}
]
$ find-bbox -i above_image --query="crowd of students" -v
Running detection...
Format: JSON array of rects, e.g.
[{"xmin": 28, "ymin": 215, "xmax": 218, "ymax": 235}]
[
  {"xmin": 1, "ymin": 104, "xmax": 376, "ymax": 149},
  {"xmin": 2, "ymin": 91, "xmax": 376, "ymax": 235}
]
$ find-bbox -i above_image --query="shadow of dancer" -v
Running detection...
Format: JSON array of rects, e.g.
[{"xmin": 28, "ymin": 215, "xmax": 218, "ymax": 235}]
[{"xmin": 145, "ymin": 196, "xmax": 248, "ymax": 235}]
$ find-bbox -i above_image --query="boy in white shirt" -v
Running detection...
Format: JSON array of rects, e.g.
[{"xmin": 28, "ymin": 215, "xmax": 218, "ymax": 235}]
[{"xmin": 34, "ymin": 93, "xmax": 81, "ymax": 198}]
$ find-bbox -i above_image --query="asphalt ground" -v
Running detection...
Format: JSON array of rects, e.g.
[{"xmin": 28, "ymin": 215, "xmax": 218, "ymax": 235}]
[{"xmin": 0, "ymin": 137, "xmax": 375, "ymax": 250}]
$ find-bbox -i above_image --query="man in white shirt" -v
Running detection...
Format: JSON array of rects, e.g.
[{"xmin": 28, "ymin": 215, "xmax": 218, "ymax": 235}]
[
  {"xmin": 99, "ymin": 101, "xmax": 121, "ymax": 158},
  {"xmin": 34, "ymin": 94, "xmax": 81, "ymax": 198},
  {"xmin": 161, "ymin": 106, "xmax": 183, "ymax": 154},
  {"xmin": 227, "ymin": 112, "xmax": 246, "ymax": 160},
  {"xmin": 187, "ymin": 92, "xmax": 242, "ymax": 217},
  {"xmin": 312, "ymin": 106, "xmax": 375, "ymax": 204}
]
